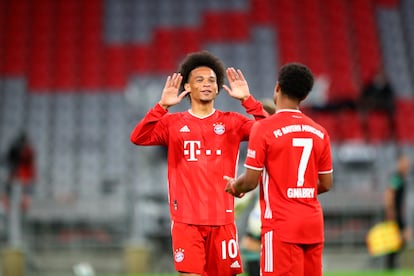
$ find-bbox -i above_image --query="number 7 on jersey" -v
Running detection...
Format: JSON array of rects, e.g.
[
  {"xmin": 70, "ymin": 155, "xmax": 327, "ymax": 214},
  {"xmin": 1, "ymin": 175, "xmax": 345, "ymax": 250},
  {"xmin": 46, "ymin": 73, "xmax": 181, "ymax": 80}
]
[{"xmin": 292, "ymin": 138, "xmax": 313, "ymax": 187}]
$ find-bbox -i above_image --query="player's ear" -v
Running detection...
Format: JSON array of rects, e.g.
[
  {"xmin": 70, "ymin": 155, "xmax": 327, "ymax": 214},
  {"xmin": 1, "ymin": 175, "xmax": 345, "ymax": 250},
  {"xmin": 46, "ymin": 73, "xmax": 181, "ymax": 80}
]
[
  {"xmin": 275, "ymin": 82, "xmax": 281, "ymax": 93},
  {"xmin": 184, "ymin": 83, "xmax": 190, "ymax": 91}
]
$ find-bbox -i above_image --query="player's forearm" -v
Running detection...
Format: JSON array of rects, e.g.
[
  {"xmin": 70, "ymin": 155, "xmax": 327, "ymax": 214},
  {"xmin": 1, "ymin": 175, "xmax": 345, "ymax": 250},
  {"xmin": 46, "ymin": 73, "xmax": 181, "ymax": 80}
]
[
  {"xmin": 317, "ymin": 184, "xmax": 330, "ymax": 194},
  {"xmin": 242, "ymin": 95, "xmax": 269, "ymax": 120},
  {"xmin": 317, "ymin": 173, "xmax": 333, "ymax": 194},
  {"xmin": 130, "ymin": 104, "xmax": 167, "ymax": 145},
  {"xmin": 234, "ymin": 173, "xmax": 258, "ymax": 194},
  {"xmin": 130, "ymin": 122, "xmax": 156, "ymax": 145}
]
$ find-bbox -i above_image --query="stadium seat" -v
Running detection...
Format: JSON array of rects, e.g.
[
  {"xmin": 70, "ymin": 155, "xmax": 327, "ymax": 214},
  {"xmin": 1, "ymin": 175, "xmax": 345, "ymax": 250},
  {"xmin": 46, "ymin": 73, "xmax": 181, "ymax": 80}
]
[
  {"xmin": 78, "ymin": 47, "xmax": 104, "ymax": 89},
  {"xmin": 350, "ymin": 0, "xmax": 382, "ymax": 84},
  {"xmin": 2, "ymin": 0, "xmax": 30, "ymax": 76},
  {"xmin": 129, "ymin": 45, "xmax": 153, "ymax": 74},
  {"xmin": 312, "ymin": 112, "xmax": 342, "ymax": 142},
  {"xmin": 250, "ymin": 0, "xmax": 272, "ymax": 25},
  {"xmin": 152, "ymin": 29, "xmax": 179, "ymax": 73},
  {"xmin": 366, "ymin": 111, "xmax": 392, "ymax": 143},
  {"xmin": 202, "ymin": 12, "xmax": 226, "ymax": 42},
  {"xmin": 226, "ymin": 11, "xmax": 250, "ymax": 41},
  {"xmin": 103, "ymin": 46, "xmax": 129, "ymax": 89},
  {"xmin": 376, "ymin": 0, "xmax": 400, "ymax": 7},
  {"xmin": 175, "ymin": 28, "xmax": 202, "ymax": 56},
  {"xmin": 338, "ymin": 110, "xmax": 364, "ymax": 142},
  {"xmin": 395, "ymin": 99, "xmax": 414, "ymax": 143}
]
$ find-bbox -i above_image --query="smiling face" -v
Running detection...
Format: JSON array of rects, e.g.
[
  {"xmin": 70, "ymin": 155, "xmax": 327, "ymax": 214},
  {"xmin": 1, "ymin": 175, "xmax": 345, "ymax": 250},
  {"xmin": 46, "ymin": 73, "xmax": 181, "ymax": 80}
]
[{"xmin": 184, "ymin": 66, "xmax": 218, "ymax": 103}]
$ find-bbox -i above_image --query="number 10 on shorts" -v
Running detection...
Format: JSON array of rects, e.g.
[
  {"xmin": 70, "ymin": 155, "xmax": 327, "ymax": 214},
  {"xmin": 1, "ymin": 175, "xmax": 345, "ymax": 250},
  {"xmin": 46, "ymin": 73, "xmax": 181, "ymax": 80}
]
[{"xmin": 221, "ymin": 239, "xmax": 238, "ymax": 259}]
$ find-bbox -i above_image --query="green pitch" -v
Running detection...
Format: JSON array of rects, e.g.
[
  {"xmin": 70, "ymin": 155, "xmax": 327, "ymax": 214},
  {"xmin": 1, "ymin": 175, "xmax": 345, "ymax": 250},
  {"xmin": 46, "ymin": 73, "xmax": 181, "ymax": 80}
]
[
  {"xmin": 103, "ymin": 271, "xmax": 414, "ymax": 276},
  {"xmin": 323, "ymin": 271, "xmax": 414, "ymax": 276}
]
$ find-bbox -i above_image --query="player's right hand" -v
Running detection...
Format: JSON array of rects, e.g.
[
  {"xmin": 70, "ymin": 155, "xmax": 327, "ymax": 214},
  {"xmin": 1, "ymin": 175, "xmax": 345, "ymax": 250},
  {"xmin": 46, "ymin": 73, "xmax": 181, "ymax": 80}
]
[
  {"xmin": 223, "ymin": 67, "xmax": 251, "ymax": 102},
  {"xmin": 224, "ymin": 176, "xmax": 245, "ymax": 198},
  {"xmin": 159, "ymin": 73, "xmax": 190, "ymax": 109}
]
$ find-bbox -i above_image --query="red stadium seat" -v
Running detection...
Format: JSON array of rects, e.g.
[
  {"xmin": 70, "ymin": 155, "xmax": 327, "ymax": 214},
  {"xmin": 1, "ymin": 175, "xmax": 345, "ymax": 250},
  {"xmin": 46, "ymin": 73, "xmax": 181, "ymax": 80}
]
[
  {"xmin": 375, "ymin": 0, "xmax": 400, "ymax": 7},
  {"xmin": 129, "ymin": 45, "xmax": 153, "ymax": 74},
  {"xmin": 395, "ymin": 99, "xmax": 414, "ymax": 144},
  {"xmin": 202, "ymin": 11, "xmax": 249, "ymax": 42},
  {"xmin": 103, "ymin": 46, "xmax": 129, "ymax": 89},
  {"xmin": 338, "ymin": 110, "xmax": 364, "ymax": 142},
  {"xmin": 0, "ymin": 0, "xmax": 397, "ymax": 99},
  {"xmin": 2, "ymin": 0, "xmax": 30, "ymax": 75},
  {"xmin": 28, "ymin": 62, "xmax": 53, "ymax": 91},
  {"xmin": 366, "ymin": 111, "xmax": 392, "ymax": 143},
  {"xmin": 350, "ymin": 0, "xmax": 381, "ymax": 85},
  {"xmin": 152, "ymin": 29, "xmax": 178, "ymax": 73},
  {"xmin": 202, "ymin": 12, "xmax": 226, "ymax": 42},
  {"xmin": 312, "ymin": 112, "xmax": 342, "ymax": 142},
  {"xmin": 226, "ymin": 12, "xmax": 250, "ymax": 41},
  {"xmin": 250, "ymin": 0, "xmax": 272, "ymax": 25},
  {"xmin": 175, "ymin": 28, "xmax": 202, "ymax": 56},
  {"xmin": 53, "ymin": 50, "xmax": 79, "ymax": 90},
  {"xmin": 78, "ymin": 47, "xmax": 104, "ymax": 90}
]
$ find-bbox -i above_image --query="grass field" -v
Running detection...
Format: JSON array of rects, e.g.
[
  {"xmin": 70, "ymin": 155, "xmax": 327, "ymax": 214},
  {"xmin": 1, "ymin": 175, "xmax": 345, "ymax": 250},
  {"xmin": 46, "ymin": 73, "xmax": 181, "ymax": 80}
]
[
  {"xmin": 323, "ymin": 271, "xmax": 414, "ymax": 276},
  {"xmin": 102, "ymin": 272, "xmax": 414, "ymax": 276}
]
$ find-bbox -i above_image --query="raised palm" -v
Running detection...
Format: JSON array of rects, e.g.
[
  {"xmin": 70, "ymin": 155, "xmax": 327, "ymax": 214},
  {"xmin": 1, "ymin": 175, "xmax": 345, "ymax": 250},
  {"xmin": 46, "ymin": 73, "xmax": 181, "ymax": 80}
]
[
  {"xmin": 223, "ymin": 68, "xmax": 250, "ymax": 101},
  {"xmin": 159, "ymin": 73, "xmax": 189, "ymax": 109}
]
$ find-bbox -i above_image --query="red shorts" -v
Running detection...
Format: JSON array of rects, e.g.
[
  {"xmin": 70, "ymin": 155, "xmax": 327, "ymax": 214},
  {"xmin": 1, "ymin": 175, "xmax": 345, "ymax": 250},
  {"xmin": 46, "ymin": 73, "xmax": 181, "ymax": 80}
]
[
  {"xmin": 171, "ymin": 221, "xmax": 243, "ymax": 275},
  {"xmin": 261, "ymin": 229, "xmax": 323, "ymax": 276}
]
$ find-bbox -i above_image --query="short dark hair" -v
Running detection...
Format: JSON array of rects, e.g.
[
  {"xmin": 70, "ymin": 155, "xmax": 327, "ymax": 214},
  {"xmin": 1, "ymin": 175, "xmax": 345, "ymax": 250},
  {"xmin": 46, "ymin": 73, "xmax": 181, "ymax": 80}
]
[
  {"xmin": 178, "ymin": 50, "xmax": 225, "ymax": 93},
  {"xmin": 278, "ymin": 63, "xmax": 314, "ymax": 101}
]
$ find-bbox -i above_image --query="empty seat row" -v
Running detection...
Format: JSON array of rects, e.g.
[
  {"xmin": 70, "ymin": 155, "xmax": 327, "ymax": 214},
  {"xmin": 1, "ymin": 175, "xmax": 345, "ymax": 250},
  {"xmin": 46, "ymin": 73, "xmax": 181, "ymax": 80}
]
[{"xmin": 2, "ymin": 0, "xmax": 414, "ymax": 104}]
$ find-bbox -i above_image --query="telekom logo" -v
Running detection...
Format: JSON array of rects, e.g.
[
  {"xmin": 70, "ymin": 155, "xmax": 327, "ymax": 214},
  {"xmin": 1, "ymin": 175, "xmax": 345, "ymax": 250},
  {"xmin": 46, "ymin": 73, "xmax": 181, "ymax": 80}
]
[{"xmin": 184, "ymin": 140, "xmax": 222, "ymax": 161}]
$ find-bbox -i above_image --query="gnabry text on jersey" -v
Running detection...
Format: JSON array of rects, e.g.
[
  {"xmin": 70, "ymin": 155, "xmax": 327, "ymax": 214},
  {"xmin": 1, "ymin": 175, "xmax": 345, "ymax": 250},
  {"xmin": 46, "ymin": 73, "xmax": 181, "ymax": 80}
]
[{"xmin": 287, "ymin": 187, "xmax": 316, "ymax": 198}]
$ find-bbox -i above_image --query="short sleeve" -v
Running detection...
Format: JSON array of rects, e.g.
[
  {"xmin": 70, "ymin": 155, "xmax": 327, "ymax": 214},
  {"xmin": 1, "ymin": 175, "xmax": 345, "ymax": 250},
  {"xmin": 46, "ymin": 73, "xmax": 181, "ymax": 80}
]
[{"xmin": 244, "ymin": 122, "xmax": 266, "ymax": 171}]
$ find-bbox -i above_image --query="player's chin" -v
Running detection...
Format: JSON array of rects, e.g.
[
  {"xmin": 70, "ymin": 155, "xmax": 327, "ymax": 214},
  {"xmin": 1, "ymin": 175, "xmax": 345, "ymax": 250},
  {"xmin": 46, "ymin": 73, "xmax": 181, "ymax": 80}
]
[{"xmin": 200, "ymin": 97, "xmax": 215, "ymax": 103}]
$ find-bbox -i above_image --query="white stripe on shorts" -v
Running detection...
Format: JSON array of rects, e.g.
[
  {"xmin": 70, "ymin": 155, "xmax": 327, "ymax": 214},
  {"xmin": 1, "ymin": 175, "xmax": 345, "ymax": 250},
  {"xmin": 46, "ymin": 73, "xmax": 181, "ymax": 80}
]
[{"xmin": 264, "ymin": 230, "xmax": 273, "ymax": 272}]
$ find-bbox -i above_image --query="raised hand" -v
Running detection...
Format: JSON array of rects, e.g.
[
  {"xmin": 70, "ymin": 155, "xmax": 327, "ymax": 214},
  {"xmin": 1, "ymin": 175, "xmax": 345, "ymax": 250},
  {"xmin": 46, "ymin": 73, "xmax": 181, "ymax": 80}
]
[
  {"xmin": 159, "ymin": 73, "xmax": 190, "ymax": 109},
  {"xmin": 223, "ymin": 67, "xmax": 250, "ymax": 101}
]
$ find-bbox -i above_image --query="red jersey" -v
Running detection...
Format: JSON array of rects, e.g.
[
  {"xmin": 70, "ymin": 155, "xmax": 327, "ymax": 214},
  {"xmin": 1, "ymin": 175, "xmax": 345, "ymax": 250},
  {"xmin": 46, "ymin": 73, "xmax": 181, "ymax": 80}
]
[
  {"xmin": 130, "ymin": 96, "xmax": 267, "ymax": 225},
  {"xmin": 244, "ymin": 109, "xmax": 332, "ymax": 244}
]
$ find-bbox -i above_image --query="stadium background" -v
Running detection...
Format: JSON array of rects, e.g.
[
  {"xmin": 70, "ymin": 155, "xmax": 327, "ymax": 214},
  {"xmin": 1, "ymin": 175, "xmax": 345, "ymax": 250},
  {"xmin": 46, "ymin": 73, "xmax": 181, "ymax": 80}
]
[{"xmin": 0, "ymin": 0, "xmax": 414, "ymax": 275}]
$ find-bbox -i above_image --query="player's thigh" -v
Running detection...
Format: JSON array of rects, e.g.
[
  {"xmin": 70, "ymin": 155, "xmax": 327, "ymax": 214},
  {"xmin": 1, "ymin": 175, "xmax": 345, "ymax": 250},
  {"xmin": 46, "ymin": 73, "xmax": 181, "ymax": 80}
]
[
  {"xmin": 205, "ymin": 224, "xmax": 243, "ymax": 275},
  {"xmin": 261, "ymin": 230, "xmax": 304, "ymax": 276},
  {"xmin": 303, "ymin": 243, "xmax": 323, "ymax": 276},
  {"xmin": 171, "ymin": 222, "xmax": 206, "ymax": 275}
]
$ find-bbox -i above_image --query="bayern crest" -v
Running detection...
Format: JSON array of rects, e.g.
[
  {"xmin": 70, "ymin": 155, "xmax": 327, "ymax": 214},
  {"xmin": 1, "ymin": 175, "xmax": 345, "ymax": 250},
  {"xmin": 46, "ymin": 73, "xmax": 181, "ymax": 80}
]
[
  {"xmin": 213, "ymin": 122, "xmax": 225, "ymax": 135},
  {"xmin": 174, "ymin": 248, "xmax": 185, "ymax": 263}
]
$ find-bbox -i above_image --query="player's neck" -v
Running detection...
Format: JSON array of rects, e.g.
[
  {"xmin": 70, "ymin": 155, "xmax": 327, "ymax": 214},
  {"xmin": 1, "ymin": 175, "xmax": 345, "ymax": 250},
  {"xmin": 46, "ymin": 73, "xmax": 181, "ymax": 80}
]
[
  {"xmin": 276, "ymin": 100, "xmax": 299, "ymax": 111},
  {"xmin": 190, "ymin": 101, "xmax": 215, "ymax": 117},
  {"xmin": 275, "ymin": 93, "xmax": 300, "ymax": 111}
]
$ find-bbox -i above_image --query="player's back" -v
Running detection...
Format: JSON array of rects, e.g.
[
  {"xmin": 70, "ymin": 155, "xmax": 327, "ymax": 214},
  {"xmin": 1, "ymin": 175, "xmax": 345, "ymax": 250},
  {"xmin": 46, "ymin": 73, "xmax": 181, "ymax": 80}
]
[{"xmin": 259, "ymin": 110, "xmax": 332, "ymax": 244}]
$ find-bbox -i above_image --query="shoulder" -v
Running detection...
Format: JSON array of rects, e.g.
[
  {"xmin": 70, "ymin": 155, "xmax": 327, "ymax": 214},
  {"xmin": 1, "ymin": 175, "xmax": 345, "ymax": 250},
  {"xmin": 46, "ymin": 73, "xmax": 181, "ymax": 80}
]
[
  {"xmin": 302, "ymin": 113, "xmax": 330, "ymax": 136},
  {"xmin": 163, "ymin": 110, "xmax": 187, "ymax": 120},
  {"xmin": 220, "ymin": 110, "xmax": 250, "ymax": 121}
]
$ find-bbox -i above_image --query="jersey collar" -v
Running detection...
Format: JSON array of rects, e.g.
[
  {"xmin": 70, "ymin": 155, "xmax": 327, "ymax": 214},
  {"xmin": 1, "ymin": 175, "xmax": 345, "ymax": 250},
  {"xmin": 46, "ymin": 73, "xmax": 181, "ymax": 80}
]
[
  {"xmin": 275, "ymin": 109, "xmax": 302, "ymax": 114},
  {"xmin": 188, "ymin": 108, "xmax": 216, "ymax": 119}
]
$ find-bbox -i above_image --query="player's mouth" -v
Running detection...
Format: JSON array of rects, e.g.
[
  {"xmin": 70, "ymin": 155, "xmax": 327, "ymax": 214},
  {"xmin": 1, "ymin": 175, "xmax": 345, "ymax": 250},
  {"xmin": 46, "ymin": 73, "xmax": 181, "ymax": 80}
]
[{"xmin": 200, "ymin": 89, "xmax": 213, "ymax": 95}]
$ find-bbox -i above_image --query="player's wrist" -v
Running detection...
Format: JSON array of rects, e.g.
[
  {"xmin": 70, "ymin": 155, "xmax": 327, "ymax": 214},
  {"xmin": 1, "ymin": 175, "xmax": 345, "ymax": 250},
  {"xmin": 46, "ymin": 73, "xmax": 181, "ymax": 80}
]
[
  {"xmin": 158, "ymin": 102, "xmax": 170, "ymax": 110},
  {"xmin": 240, "ymin": 95, "xmax": 250, "ymax": 102},
  {"xmin": 230, "ymin": 181, "xmax": 237, "ymax": 194},
  {"xmin": 230, "ymin": 181, "xmax": 244, "ymax": 198}
]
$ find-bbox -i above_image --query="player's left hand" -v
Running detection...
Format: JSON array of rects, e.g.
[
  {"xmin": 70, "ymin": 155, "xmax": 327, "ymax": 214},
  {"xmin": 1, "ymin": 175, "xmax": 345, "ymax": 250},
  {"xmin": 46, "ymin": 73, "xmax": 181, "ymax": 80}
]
[
  {"xmin": 224, "ymin": 176, "xmax": 245, "ymax": 198},
  {"xmin": 223, "ymin": 67, "xmax": 250, "ymax": 102}
]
